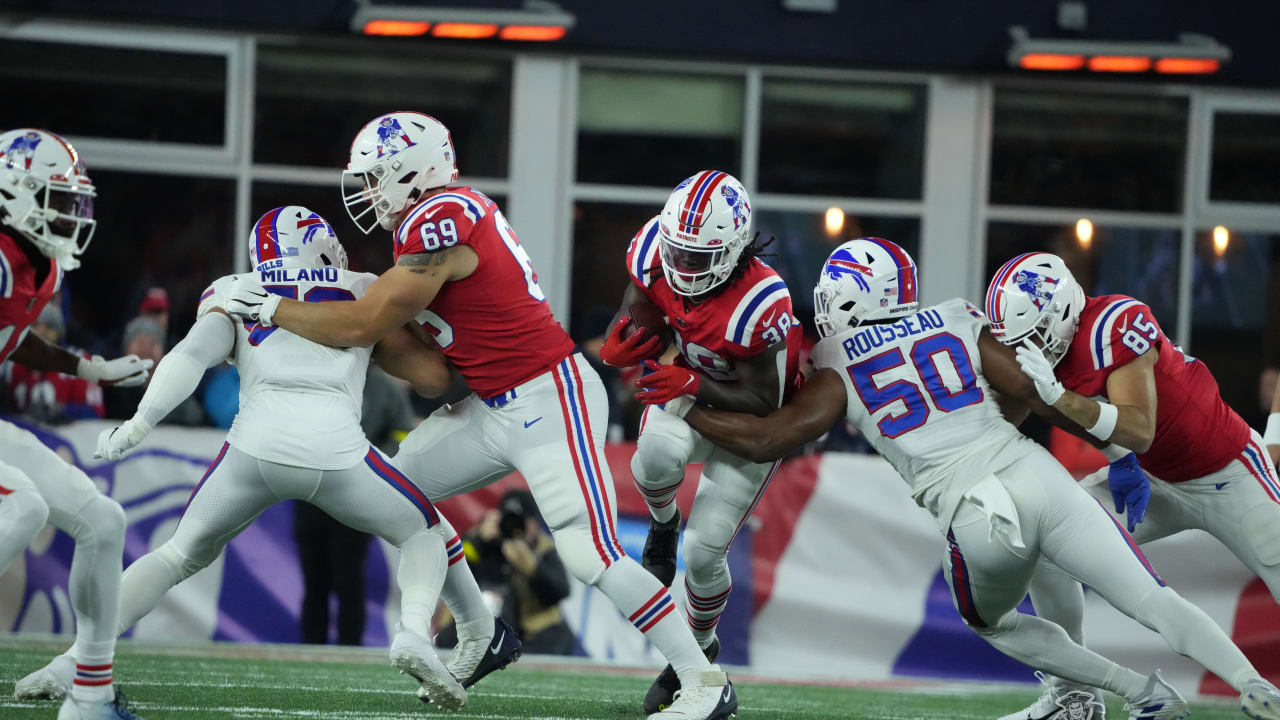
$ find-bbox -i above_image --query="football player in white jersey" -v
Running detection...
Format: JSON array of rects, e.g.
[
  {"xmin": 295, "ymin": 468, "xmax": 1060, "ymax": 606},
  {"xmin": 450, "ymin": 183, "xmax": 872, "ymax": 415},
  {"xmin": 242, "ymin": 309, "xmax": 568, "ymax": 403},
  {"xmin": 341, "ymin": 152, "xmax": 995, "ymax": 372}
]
[
  {"xmin": 15, "ymin": 207, "xmax": 478, "ymax": 709},
  {"xmin": 656, "ymin": 238, "xmax": 1280, "ymax": 720}
]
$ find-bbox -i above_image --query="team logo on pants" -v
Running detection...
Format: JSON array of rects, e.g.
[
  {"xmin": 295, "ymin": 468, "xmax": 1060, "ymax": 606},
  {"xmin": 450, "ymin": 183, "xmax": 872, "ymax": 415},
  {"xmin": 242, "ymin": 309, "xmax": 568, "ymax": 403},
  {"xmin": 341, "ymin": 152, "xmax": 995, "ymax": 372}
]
[{"xmin": 1053, "ymin": 690, "xmax": 1104, "ymax": 720}]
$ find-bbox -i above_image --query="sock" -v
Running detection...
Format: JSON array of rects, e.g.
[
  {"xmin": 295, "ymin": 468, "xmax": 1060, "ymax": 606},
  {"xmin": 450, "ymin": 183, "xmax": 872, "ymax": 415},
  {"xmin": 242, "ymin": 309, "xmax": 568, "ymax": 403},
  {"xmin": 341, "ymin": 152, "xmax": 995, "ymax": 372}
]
[
  {"xmin": 1130, "ymin": 586, "xmax": 1263, "ymax": 692},
  {"xmin": 684, "ymin": 577, "xmax": 731, "ymax": 649},
  {"xmin": 434, "ymin": 516, "xmax": 490, "ymax": 626},
  {"xmin": 595, "ymin": 558, "xmax": 708, "ymax": 685},
  {"xmin": 65, "ymin": 496, "xmax": 125, "ymax": 703},
  {"xmin": 115, "ymin": 542, "xmax": 193, "ymax": 635},
  {"xmin": 398, "ymin": 527, "xmax": 447, "ymax": 639},
  {"xmin": 1028, "ymin": 559, "xmax": 1090, "ymax": 691},
  {"xmin": 0, "ymin": 487, "xmax": 47, "ymax": 573},
  {"xmin": 630, "ymin": 432, "xmax": 684, "ymax": 524},
  {"xmin": 72, "ymin": 641, "xmax": 114, "ymax": 704}
]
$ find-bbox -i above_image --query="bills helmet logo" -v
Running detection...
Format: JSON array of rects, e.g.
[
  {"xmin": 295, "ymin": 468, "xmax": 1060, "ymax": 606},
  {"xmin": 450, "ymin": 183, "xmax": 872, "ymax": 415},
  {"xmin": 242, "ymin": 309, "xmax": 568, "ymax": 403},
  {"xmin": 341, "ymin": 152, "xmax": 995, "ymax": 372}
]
[
  {"xmin": 1012, "ymin": 269, "xmax": 1058, "ymax": 310},
  {"xmin": 823, "ymin": 248, "xmax": 873, "ymax": 292},
  {"xmin": 1054, "ymin": 690, "xmax": 1103, "ymax": 720},
  {"xmin": 296, "ymin": 213, "xmax": 335, "ymax": 245},
  {"xmin": 721, "ymin": 184, "xmax": 751, "ymax": 230},
  {"xmin": 0, "ymin": 131, "xmax": 42, "ymax": 172},
  {"xmin": 375, "ymin": 117, "xmax": 417, "ymax": 158}
]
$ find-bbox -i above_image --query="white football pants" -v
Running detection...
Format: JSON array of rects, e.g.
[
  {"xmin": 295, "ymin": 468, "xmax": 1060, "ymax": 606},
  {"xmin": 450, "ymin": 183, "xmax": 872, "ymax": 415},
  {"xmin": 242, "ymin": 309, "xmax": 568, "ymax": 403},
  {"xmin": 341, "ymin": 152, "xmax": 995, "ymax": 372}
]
[
  {"xmin": 942, "ymin": 448, "xmax": 1261, "ymax": 698},
  {"xmin": 631, "ymin": 403, "xmax": 779, "ymax": 646}
]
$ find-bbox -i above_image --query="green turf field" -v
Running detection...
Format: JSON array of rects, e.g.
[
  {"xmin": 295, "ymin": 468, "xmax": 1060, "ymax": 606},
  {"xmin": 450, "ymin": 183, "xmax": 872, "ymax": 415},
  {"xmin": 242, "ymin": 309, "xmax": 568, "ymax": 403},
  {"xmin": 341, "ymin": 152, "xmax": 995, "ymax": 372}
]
[{"xmin": 0, "ymin": 639, "xmax": 1243, "ymax": 719}]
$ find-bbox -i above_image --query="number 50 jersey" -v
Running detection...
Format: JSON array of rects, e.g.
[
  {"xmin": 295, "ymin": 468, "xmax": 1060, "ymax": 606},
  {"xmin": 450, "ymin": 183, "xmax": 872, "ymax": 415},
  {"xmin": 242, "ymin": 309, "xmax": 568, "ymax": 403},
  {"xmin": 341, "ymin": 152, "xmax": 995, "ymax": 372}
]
[
  {"xmin": 198, "ymin": 267, "xmax": 377, "ymax": 470},
  {"xmin": 811, "ymin": 298, "xmax": 1039, "ymax": 517}
]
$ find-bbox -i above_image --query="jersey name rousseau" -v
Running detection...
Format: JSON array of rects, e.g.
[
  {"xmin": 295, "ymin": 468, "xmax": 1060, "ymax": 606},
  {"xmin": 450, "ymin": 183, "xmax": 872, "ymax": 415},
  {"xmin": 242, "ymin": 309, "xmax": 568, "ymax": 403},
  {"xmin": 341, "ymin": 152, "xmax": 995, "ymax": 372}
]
[
  {"xmin": 0, "ymin": 231, "xmax": 63, "ymax": 364},
  {"xmin": 1055, "ymin": 295, "xmax": 1249, "ymax": 482},
  {"xmin": 625, "ymin": 216, "xmax": 801, "ymax": 396},
  {"xmin": 393, "ymin": 186, "xmax": 574, "ymax": 399}
]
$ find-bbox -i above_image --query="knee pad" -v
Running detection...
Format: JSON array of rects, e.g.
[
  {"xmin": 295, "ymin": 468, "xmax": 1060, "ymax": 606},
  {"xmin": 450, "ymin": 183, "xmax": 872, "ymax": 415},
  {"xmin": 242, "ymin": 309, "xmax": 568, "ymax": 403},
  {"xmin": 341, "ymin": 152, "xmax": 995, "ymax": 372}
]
[
  {"xmin": 3, "ymin": 488, "xmax": 50, "ymax": 538},
  {"xmin": 631, "ymin": 433, "xmax": 689, "ymax": 488},
  {"xmin": 680, "ymin": 528, "xmax": 729, "ymax": 584},
  {"xmin": 551, "ymin": 525, "xmax": 609, "ymax": 586},
  {"xmin": 72, "ymin": 494, "xmax": 126, "ymax": 548}
]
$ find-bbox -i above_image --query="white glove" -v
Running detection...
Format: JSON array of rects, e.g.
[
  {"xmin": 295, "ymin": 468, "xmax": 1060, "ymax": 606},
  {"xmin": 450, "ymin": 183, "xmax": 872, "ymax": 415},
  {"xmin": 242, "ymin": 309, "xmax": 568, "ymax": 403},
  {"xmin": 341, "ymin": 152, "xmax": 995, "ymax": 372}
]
[
  {"xmin": 77, "ymin": 354, "xmax": 154, "ymax": 387},
  {"xmin": 224, "ymin": 276, "xmax": 281, "ymax": 326},
  {"xmin": 1015, "ymin": 342, "xmax": 1065, "ymax": 406},
  {"xmin": 660, "ymin": 394, "xmax": 695, "ymax": 419},
  {"xmin": 94, "ymin": 418, "xmax": 153, "ymax": 460}
]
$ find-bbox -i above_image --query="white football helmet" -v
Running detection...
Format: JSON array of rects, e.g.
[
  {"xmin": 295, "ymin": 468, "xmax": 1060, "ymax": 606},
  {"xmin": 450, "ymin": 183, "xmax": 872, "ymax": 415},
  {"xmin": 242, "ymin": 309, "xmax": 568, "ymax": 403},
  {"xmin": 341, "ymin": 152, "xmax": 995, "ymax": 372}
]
[
  {"xmin": 0, "ymin": 128, "xmax": 96, "ymax": 269},
  {"xmin": 813, "ymin": 237, "xmax": 919, "ymax": 337},
  {"xmin": 984, "ymin": 252, "xmax": 1085, "ymax": 366},
  {"xmin": 342, "ymin": 112, "xmax": 458, "ymax": 234},
  {"xmin": 657, "ymin": 170, "xmax": 753, "ymax": 296},
  {"xmin": 249, "ymin": 206, "xmax": 348, "ymax": 271}
]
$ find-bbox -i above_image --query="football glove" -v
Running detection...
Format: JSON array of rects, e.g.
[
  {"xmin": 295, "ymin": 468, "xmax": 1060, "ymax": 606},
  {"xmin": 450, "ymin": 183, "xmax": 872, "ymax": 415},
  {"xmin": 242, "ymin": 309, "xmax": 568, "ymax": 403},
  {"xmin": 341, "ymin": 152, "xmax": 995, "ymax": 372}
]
[
  {"xmin": 76, "ymin": 354, "xmax": 154, "ymax": 388},
  {"xmin": 94, "ymin": 418, "xmax": 153, "ymax": 460},
  {"xmin": 600, "ymin": 316, "xmax": 663, "ymax": 368},
  {"xmin": 1015, "ymin": 342, "xmax": 1065, "ymax": 406},
  {"xmin": 224, "ymin": 276, "xmax": 281, "ymax": 326},
  {"xmin": 635, "ymin": 360, "xmax": 700, "ymax": 405},
  {"xmin": 1107, "ymin": 452, "xmax": 1150, "ymax": 533}
]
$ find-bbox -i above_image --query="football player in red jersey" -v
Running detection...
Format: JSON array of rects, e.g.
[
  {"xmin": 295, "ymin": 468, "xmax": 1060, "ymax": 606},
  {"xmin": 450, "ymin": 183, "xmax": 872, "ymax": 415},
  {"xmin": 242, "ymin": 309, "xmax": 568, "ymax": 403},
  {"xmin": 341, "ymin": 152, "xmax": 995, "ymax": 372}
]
[
  {"xmin": 0, "ymin": 129, "xmax": 154, "ymax": 720},
  {"xmin": 225, "ymin": 113, "xmax": 736, "ymax": 720},
  {"xmin": 598, "ymin": 170, "xmax": 800, "ymax": 712},
  {"xmin": 986, "ymin": 252, "xmax": 1280, "ymax": 720}
]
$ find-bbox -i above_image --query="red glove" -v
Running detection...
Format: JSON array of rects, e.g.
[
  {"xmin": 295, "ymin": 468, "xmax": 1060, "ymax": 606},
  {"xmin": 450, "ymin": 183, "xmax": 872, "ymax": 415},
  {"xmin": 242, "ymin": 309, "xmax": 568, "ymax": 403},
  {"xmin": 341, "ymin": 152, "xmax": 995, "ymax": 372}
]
[
  {"xmin": 600, "ymin": 317, "xmax": 662, "ymax": 368},
  {"xmin": 634, "ymin": 360, "xmax": 700, "ymax": 405}
]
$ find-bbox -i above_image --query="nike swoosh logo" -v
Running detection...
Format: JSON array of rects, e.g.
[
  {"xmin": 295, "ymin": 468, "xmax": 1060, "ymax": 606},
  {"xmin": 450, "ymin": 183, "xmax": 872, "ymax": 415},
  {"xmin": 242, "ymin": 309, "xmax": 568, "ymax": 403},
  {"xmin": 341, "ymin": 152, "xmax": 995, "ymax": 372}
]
[
  {"xmin": 490, "ymin": 630, "xmax": 505, "ymax": 654},
  {"xmin": 421, "ymin": 207, "xmax": 442, "ymax": 221},
  {"xmin": 524, "ymin": 417, "xmax": 542, "ymax": 428},
  {"xmin": 722, "ymin": 687, "xmax": 732, "ymax": 703},
  {"xmin": 1215, "ymin": 482, "xmax": 1229, "ymax": 490}
]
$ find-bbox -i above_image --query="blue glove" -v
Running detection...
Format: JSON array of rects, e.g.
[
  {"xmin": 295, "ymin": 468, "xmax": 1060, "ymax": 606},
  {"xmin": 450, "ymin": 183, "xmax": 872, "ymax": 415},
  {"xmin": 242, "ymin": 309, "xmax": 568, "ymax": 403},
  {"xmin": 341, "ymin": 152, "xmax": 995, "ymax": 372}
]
[{"xmin": 1107, "ymin": 452, "xmax": 1149, "ymax": 533}]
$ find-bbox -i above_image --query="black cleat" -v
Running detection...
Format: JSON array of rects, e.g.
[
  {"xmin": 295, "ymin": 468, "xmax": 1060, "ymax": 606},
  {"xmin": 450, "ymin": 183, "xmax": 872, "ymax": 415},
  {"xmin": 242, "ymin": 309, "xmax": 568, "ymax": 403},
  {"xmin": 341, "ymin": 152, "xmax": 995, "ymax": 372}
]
[
  {"xmin": 643, "ymin": 636, "xmax": 720, "ymax": 715},
  {"xmin": 445, "ymin": 616, "xmax": 523, "ymax": 691},
  {"xmin": 641, "ymin": 509, "xmax": 682, "ymax": 587}
]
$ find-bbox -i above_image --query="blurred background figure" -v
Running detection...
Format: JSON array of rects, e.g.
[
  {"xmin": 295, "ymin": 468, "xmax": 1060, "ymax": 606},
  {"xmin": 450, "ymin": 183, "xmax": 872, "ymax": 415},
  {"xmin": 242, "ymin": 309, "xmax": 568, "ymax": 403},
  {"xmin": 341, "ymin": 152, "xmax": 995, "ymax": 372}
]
[
  {"xmin": 1, "ymin": 304, "xmax": 104, "ymax": 422},
  {"xmin": 293, "ymin": 366, "xmax": 416, "ymax": 646}
]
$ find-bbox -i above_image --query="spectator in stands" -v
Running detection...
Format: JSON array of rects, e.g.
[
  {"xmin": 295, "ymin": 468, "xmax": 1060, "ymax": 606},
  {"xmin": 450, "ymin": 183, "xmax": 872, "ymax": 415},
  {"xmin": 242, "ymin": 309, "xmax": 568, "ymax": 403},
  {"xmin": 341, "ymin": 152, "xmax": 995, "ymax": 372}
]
[
  {"xmin": 294, "ymin": 367, "xmax": 417, "ymax": 645},
  {"xmin": 102, "ymin": 317, "xmax": 204, "ymax": 424},
  {"xmin": 1, "ymin": 304, "xmax": 104, "ymax": 422},
  {"xmin": 137, "ymin": 287, "xmax": 171, "ymax": 345}
]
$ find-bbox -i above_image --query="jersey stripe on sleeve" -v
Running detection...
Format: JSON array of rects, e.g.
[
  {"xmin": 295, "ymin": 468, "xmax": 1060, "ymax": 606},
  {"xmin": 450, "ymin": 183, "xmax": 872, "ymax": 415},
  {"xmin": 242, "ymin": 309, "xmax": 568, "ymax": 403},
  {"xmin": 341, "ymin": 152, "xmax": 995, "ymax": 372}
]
[
  {"xmin": 1091, "ymin": 298, "xmax": 1139, "ymax": 370},
  {"xmin": 395, "ymin": 192, "xmax": 487, "ymax": 247},
  {"xmin": 631, "ymin": 220, "xmax": 662, "ymax": 287},
  {"xmin": 0, "ymin": 245, "xmax": 12, "ymax": 299},
  {"xmin": 726, "ymin": 276, "xmax": 789, "ymax": 346}
]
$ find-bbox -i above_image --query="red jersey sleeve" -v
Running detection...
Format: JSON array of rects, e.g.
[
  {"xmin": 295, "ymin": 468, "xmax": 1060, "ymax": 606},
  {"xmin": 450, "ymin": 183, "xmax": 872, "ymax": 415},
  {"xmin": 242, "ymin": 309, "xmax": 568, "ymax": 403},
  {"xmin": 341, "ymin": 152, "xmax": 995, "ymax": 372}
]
[
  {"xmin": 725, "ymin": 270, "xmax": 796, "ymax": 355},
  {"xmin": 624, "ymin": 216, "xmax": 663, "ymax": 296},
  {"xmin": 393, "ymin": 192, "xmax": 484, "ymax": 260},
  {"xmin": 1084, "ymin": 297, "xmax": 1162, "ymax": 372}
]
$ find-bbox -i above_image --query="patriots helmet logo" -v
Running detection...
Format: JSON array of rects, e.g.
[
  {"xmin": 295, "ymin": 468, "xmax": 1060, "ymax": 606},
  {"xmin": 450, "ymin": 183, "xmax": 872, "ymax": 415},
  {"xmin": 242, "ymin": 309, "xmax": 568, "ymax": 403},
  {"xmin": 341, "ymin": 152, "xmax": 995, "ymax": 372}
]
[
  {"xmin": 375, "ymin": 117, "xmax": 417, "ymax": 159},
  {"xmin": 0, "ymin": 131, "xmax": 42, "ymax": 172},
  {"xmin": 823, "ymin": 247, "xmax": 872, "ymax": 292},
  {"xmin": 721, "ymin": 184, "xmax": 751, "ymax": 230},
  {"xmin": 1012, "ymin": 269, "xmax": 1058, "ymax": 310}
]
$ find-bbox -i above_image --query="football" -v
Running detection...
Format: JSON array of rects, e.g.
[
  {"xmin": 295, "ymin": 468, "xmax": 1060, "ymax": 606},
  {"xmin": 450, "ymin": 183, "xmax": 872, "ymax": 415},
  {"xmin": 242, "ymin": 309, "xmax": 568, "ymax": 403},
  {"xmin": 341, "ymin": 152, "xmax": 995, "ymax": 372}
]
[{"xmin": 624, "ymin": 300, "xmax": 674, "ymax": 350}]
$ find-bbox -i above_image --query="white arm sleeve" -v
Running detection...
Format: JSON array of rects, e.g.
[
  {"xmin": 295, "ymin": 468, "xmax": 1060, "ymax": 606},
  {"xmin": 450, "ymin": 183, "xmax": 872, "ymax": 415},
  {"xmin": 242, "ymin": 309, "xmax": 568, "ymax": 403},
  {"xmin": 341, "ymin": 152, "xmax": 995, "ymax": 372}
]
[{"xmin": 134, "ymin": 312, "xmax": 235, "ymax": 429}]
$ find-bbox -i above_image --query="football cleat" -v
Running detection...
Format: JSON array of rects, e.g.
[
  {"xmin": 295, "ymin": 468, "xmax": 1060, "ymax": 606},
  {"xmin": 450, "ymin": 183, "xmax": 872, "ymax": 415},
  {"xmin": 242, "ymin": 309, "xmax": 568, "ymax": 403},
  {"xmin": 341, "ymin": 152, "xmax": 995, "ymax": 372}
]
[
  {"xmin": 1240, "ymin": 677, "xmax": 1280, "ymax": 720},
  {"xmin": 644, "ymin": 636, "xmax": 720, "ymax": 714},
  {"xmin": 641, "ymin": 509, "xmax": 682, "ymax": 588},
  {"xmin": 1125, "ymin": 671, "xmax": 1188, "ymax": 720},
  {"xmin": 390, "ymin": 628, "xmax": 466, "ymax": 710},
  {"xmin": 648, "ymin": 666, "xmax": 737, "ymax": 720},
  {"xmin": 15, "ymin": 653, "xmax": 74, "ymax": 701},
  {"xmin": 56, "ymin": 690, "xmax": 145, "ymax": 719},
  {"xmin": 998, "ymin": 672, "xmax": 1106, "ymax": 720},
  {"xmin": 445, "ymin": 616, "xmax": 522, "ymax": 690}
]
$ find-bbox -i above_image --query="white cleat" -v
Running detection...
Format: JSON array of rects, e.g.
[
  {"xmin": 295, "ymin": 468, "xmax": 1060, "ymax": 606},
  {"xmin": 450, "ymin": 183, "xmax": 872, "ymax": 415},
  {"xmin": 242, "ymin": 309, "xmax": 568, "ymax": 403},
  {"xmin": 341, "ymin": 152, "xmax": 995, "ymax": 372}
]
[
  {"xmin": 1240, "ymin": 678, "xmax": 1280, "ymax": 720},
  {"xmin": 648, "ymin": 666, "xmax": 738, "ymax": 720},
  {"xmin": 1125, "ymin": 671, "xmax": 1189, "ymax": 720},
  {"xmin": 390, "ymin": 628, "xmax": 466, "ymax": 711},
  {"xmin": 15, "ymin": 653, "xmax": 74, "ymax": 701},
  {"xmin": 998, "ymin": 672, "xmax": 1107, "ymax": 720},
  {"xmin": 56, "ymin": 691, "xmax": 145, "ymax": 719}
]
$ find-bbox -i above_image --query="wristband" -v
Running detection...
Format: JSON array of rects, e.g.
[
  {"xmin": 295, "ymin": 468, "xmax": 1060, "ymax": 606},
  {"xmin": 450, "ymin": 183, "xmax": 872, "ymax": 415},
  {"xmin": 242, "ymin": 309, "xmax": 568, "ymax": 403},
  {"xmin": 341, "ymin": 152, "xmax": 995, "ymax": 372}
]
[
  {"xmin": 1264, "ymin": 413, "xmax": 1280, "ymax": 446},
  {"xmin": 1100, "ymin": 443, "xmax": 1131, "ymax": 462},
  {"xmin": 1087, "ymin": 402, "xmax": 1118, "ymax": 441}
]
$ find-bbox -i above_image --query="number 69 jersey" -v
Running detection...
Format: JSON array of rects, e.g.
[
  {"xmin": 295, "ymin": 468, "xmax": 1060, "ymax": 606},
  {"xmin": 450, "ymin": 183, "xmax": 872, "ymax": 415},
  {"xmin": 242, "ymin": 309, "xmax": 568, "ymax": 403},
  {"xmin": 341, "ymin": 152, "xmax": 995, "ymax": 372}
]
[
  {"xmin": 197, "ymin": 267, "xmax": 378, "ymax": 470},
  {"xmin": 810, "ymin": 298, "xmax": 1038, "ymax": 514},
  {"xmin": 1054, "ymin": 294, "xmax": 1249, "ymax": 482}
]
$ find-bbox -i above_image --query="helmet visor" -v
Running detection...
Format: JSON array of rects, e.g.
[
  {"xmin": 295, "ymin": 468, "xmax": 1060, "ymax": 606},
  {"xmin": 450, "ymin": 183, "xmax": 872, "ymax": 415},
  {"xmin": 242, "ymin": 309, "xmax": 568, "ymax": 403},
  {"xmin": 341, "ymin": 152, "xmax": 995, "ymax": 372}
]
[
  {"xmin": 659, "ymin": 237, "xmax": 725, "ymax": 295},
  {"xmin": 341, "ymin": 168, "xmax": 391, "ymax": 234}
]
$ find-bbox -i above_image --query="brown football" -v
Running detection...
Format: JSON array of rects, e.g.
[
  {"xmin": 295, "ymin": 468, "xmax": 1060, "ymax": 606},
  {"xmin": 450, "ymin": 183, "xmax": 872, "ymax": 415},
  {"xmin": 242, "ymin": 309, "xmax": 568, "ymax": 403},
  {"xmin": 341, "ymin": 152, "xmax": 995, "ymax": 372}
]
[{"xmin": 624, "ymin": 300, "xmax": 674, "ymax": 350}]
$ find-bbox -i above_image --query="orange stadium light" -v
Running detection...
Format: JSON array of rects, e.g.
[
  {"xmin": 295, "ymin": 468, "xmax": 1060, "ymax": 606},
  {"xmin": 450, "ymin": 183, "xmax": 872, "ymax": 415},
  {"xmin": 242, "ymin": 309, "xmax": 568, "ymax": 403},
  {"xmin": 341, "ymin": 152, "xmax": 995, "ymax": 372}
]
[
  {"xmin": 1019, "ymin": 53, "xmax": 1085, "ymax": 71},
  {"xmin": 1088, "ymin": 56, "xmax": 1152, "ymax": 73},
  {"xmin": 432, "ymin": 22, "xmax": 499, "ymax": 39},
  {"xmin": 362, "ymin": 20, "xmax": 431, "ymax": 36},
  {"xmin": 1156, "ymin": 58, "xmax": 1221, "ymax": 74},
  {"xmin": 499, "ymin": 25, "xmax": 568, "ymax": 41}
]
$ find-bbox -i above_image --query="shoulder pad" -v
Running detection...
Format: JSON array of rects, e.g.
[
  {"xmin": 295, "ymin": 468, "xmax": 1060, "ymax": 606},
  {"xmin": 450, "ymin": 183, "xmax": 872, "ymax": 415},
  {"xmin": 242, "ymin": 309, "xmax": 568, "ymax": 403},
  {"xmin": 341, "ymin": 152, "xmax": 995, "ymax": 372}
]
[
  {"xmin": 395, "ymin": 192, "xmax": 488, "ymax": 250},
  {"xmin": 196, "ymin": 275, "xmax": 236, "ymax": 319},
  {"xmin": 725, "ymin": 272, "xmax": 791, "ymax": 347},
  {"xmin": 1087, "ymin": 297, "xmax": 1153, "ymax": 370},
  {"xmin": 627, "ymin": 216, "xmax": 663, "ymax": 288}
]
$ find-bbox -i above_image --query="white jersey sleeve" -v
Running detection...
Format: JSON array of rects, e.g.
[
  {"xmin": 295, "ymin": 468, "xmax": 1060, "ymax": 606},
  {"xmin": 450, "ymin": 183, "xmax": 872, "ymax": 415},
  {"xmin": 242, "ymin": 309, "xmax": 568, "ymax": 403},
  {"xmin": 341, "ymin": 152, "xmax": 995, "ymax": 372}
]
[{"xmin": 196, "ymin": 275, "xmax": 234, "ymax": 319}]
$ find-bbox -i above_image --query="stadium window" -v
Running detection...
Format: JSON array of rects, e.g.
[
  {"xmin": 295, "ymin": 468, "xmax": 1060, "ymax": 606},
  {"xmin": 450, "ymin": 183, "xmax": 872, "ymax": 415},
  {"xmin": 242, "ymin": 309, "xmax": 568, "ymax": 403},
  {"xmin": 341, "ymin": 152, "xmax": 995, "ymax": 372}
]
[
  {"xmin": 1189, "ymin": 231, "xmax": 1280, "ymax": 424},
  {"xmin": 0, "ymin": 40, "xmax": 226, "ymax": 145},
  {"xmin": 989, "ymin": 90, "xmax": 1188, "ymax": 212},
  {"xmin": 576, "ymin": 69, "xmax": 743, "ymax": 186},
  {"xmin": 254, "ymin": 42, "xmax": 511, "ymax": 175},
  {"xmin": 983, "ymin": 222, "xmax": 1181, "ymax": 336},
  {"xmin": 757, "ymin": 79, "xmax": 926, "ymax": 199},
  {"xmin": 569, "ymin": 201, "xmax": 661, "ymax": 339},
  {"xmin": 1209, "ymin": 112, "xmax": 1280, "ymax": 205}
]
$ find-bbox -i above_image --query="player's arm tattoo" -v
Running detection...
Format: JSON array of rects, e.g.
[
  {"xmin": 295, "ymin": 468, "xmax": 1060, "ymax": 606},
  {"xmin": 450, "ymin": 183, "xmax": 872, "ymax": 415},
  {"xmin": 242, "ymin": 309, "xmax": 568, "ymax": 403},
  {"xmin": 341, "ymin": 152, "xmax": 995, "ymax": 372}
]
[
  {"xmin": 694, "ymin": 342, "xmax": 785, "ymax": 416},
  {"xmin": 396, "ymin": 249, "xmax": 453, "ymax": 274}
]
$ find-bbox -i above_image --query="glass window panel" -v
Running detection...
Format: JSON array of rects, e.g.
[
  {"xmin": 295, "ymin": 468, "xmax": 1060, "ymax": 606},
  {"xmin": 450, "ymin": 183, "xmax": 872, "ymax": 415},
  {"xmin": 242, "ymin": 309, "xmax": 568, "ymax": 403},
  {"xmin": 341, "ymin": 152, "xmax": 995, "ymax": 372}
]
[
  {"xmin": 984, "ymin": 222, "xmax": 1181, "ymax": 335},
  {"xmin": 255, "ymin": 43, "xmax": 510, "ymax": 174},
  {"xmin": 990, "ymin": 91, "xmax": 1187, "ymax": 212},
  {"xmin": 0, "ymin": 40, "xmax": 225, "ymax": 145},
  {"xmin": 758, "ymin": 80, "xmax": 926, "ymax": 198},
  {"xmin": 570, "ymin": 202, "xmax": 660, "ymax": 339},
  {"xmin": 64, "ymin": 173, "xmax": 233, "ymax": 346},
  {"xmin": 577, "ymin": 70, "xmax": 742, "ymax": 186},
  {"xmin": 251, "ymin": 182, "xmax": 504, "ymax": 276},
  {"xmin": 1190, "ymin": 231, "xmax": 1280, "ymax": 423},
  {"xmin": 1210, "ymin": 112, "xmax": 1280, "ymax": 204}
]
